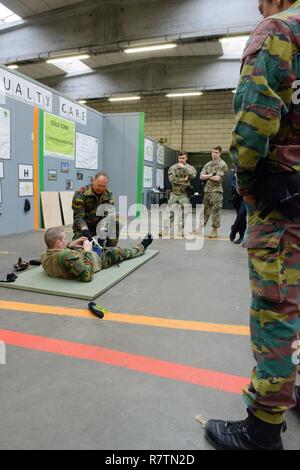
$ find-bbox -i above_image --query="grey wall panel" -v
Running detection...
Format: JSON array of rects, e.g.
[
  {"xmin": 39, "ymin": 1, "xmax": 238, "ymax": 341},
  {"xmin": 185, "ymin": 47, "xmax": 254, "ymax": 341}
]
[
  {"xmin": 103, "ymin": 115, "xmax": 125, "ymax": 213},
  {"xmin": 123, "ymin": 114, "xmax": 140, "ymax": 213},
  {"xmin": 103, "ymin": 113, "xmax": 142, "ymax": 216},
  {"xmin": 0, "ymin": 97, "xmax": 34, "ymax": 236}
]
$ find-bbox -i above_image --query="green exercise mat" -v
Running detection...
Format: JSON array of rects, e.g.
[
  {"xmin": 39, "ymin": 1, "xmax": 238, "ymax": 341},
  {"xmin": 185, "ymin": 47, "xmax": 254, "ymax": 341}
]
[{"xmin": 0, "ymin": 250, "xmax": 159, "ymax": 300}]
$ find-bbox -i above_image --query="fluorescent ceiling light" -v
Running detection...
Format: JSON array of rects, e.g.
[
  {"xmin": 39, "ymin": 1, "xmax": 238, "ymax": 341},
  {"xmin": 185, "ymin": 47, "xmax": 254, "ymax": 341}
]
[
  {"xmin": 78, "ymin": 100, "xmax": 87, "ymax": 104},
  {"xmin": 109, "ymin": 96, "xmax": 141, "ymax": 102},
  {"xmin": 166, "ymin": 92, "xmax": 203, "ymax": 98},
  {"xmin": 124, "ymin": 43, "xmax": 177, "ymax": 54},
  {"xmin": 47, "ymin": 54, "xmax": 90, "ymax": 64},
  {"xmin": 7, "ymin": 64, "xmax": 19, "ymax": 70},
  {"xmin": 231, "ymin": 89, "xmax": 237, "ymax": 94},
  {"xmin": 0, "ymin": 3, "xmax": 21, "ymax": 24},
  {"xmin": 220, "ymin": 35, "xmax": 249, "ymax": 57}
]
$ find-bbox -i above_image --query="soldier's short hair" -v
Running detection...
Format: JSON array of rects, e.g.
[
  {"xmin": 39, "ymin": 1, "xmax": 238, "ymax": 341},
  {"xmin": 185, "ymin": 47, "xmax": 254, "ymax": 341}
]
[
  {"xmin": 212, "ymin": 145, "xmax": 222, "ymax": 154},
  {"xmin": 178, "ymin": 151, "xmax": 188, "ymax": 158},
  {"xmin": 94, "ymin": 171, "xmax": 109, "ymax": 181},
  {"xmin": 45, "ymin": 227, "xmax": 65, "ymax": 249}
]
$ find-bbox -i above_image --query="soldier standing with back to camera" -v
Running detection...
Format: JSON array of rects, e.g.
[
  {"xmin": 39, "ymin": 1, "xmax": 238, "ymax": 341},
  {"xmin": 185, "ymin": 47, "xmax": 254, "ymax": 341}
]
[{"xmin": 205, "ymin": 0, "xmax": 300, "ymax": 451}]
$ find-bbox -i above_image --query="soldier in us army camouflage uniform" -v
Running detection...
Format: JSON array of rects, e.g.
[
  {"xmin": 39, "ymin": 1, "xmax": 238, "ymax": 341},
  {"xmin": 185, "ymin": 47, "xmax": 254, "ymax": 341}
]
[
  {"xmin": 72, "ymin": 171, "xmax": 122, "ymax": 247},
  {"xmin": 161, "ymin": 152, "xmax": 197, "ymax": 237},
  {"xmin": 200, "ymin": 146, "xmax": 228, "ymax": 239},
  {"xmin": 41, "ymin": 227, "xmax": 152, "ymax": 282},
  {"xmin": 205, "ymin": 0, "xmax": 300, "ymax": 451}
]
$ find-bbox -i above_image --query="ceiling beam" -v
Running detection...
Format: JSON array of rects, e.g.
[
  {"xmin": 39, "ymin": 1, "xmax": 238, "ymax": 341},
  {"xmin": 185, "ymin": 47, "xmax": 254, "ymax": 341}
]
[
  {"xmin": 40, "ymin": 57, "xmax": 241, "ymax": 100},
  {"xmin": 0, "ymin": 0, "xmax": 260, "ymax": 64}
]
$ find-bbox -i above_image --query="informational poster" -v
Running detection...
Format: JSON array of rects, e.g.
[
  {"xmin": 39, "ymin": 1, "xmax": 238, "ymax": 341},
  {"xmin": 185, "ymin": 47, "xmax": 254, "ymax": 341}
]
[
  {"xmin": 0, "ymin": 107, "xmax": 10, "ymax": 160},
  {"xmin": 0, "ymin": 182, "xmax": 2, "ymax": 203},
  {"xmin": 157, "ymin": 144, "xmax": 165, "ymax": 165},
  {"xmin": 0, "ymin": 162, "xmax": 3, "ymax": 178},
  {"xmin": 143, "ymin": 166, "xmax": 153, "ymax": 188},
  {"xmin": 44, "ymin": 112, "xmax": 75, "ymax": 160},
  {"xmin": 19, "ymin": 164, "xmax": 33, "ymax": 180},
  {"xmin": 156, "ymin": 169, "xmax": 164, "ymax": 190},
  {"xmin": 75, "ymin": 132, "xmax": 99, "ymax": 170},
  {"xmin": 19, "ymin": 181, "xmax": 33, "ymax": 197},
  {"xmin": 144, "ymin": 139, "xmax": 154, "ymax": 162}
]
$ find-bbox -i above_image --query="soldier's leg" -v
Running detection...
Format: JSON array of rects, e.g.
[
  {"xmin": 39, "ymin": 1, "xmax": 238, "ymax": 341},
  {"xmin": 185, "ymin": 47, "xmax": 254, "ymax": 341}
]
[
  {"xmin": 100, "ymin": 244, "xmax": 145, "ymax": 269},
  {"xmin": 178, "ymin": 194, "xmax": 191, "ymax": 233},
  {"xmin": 210, "ymin": 192, "xmax": 223, "ymax": 229},
  {"xmin": 243, "ymin": 227, "xmax": 300, "ymax": 424},
  {"xmin": 163, "ymin": 193, "xmax": 178, "ymax": 232},
  {"xmin": 203, "ymin": 193, "xmax": 212, "ymax": 226}
]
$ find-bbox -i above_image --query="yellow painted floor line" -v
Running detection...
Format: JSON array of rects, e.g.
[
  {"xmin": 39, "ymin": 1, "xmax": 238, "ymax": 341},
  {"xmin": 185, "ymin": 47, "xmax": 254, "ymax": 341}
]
[{"xmin": 0, "ymin": 300, "xmax": 250, "ymax": 337}]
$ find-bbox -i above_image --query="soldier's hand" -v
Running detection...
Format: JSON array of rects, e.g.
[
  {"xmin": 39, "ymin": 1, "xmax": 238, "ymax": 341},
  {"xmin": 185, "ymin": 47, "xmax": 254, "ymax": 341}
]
[
  {"xmin": 83, "ymin": 240, "xmax": 93, "ymax": 252},
  {"xmin": 69, "ymin": 237, "xmax": 87, "ymax": 249}
]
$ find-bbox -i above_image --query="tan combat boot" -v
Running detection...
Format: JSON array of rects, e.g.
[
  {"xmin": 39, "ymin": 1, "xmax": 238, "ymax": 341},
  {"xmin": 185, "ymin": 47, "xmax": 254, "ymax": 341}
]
[{"xmin": 208, "ymin": 227, "xmax": 218, "ymax": 239}]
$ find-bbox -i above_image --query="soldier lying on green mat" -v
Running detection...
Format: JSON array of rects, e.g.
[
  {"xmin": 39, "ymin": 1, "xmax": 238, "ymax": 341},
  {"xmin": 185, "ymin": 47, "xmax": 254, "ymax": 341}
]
[{"xmin": 41, "ymin": 227, "xmax": 153, "ymax": 282}]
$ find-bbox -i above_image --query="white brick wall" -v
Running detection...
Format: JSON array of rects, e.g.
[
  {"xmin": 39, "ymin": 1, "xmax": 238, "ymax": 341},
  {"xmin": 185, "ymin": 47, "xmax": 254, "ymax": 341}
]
[{"xmin": 90, "ymin": 91, "xmax": 235, "ymax": 152}]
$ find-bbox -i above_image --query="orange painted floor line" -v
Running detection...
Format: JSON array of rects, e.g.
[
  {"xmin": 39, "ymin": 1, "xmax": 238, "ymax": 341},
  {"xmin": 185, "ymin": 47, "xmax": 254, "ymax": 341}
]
[
  {"xmin": 0, "ymin": 328, "xmax": 249, "ymax": 395},
  {"xmin": 0, "ymin": 300, "xmax": 250, "ymax": 336}
]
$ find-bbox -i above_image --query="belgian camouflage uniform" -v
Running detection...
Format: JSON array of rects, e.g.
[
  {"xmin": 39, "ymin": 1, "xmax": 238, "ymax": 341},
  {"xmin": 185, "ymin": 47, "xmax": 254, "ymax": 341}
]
[
  {"xmin": 231, "ymin": 1, "xmax": 300, "ymax": 425},
  {"xmin": 201, "ymin": 159, "xmax": 228, "ymax": 228},
  {"xmin": 41, "ymin": 245, "xmax": 145, "ymax": 282},
  {"xmin": 163, "ymin": 163, "xmax": 197, "ymax": 232},
  {"xmin": 72, "ymin": 185, "xmax": 122, "ymax": 247}
]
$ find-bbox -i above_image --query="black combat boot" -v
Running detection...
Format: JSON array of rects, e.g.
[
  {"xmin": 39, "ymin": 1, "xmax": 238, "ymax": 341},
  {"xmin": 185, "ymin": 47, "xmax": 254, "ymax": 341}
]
[
  {"xmin": 230, "ymin": 225, "xmax": 237, "ymax": 242},
  {"xmin": 205, "ymin": 411, "xmax": 286, "ymax": 451},
  {"xmin": 141, "ymin": 234, "xmax": 153, "ymax": 250},
  {"xmin": 294, "ymin": 386, "xmax": 300, "ymax": 417}
]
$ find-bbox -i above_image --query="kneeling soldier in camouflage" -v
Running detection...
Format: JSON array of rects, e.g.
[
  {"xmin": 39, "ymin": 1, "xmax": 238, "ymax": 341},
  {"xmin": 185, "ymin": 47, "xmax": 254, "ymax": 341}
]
[{"xmin": 42, "ymin": 227, "xmax": 153, "ymax": 283}]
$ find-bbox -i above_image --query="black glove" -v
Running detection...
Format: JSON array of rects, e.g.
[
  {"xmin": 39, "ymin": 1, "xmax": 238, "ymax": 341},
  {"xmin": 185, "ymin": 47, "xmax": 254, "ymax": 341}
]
[{"xmin": 82, "ymin": 229, "xmax": 93, "ymax": 241}]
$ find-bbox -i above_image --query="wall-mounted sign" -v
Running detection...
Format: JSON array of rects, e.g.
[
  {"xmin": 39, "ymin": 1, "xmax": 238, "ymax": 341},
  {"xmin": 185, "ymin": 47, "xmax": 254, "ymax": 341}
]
[
  {"xmin": 19, "ymin": 164, "xmax": 33, "ymax": 181},
  {"xmin": 75, "ymin": 132, "xmax": 98, "ymax": 170},
  {"xmin": 44, "ymin": 113, "xmax": 75, "ymax": 160},
  {"xmin": 0, "ymin": 69, "xmax": 52, "ymax": 112},
  {"xmin": 60, "ymin": 97, "xmax": 87, "ymax": 126},
  {"xmin": 143, "ymin": 166, "xmax": 153, "ymax": 189},
  {"xmin": 144, "ymin": 139, "xmax": 154, "ymax": 162},
  {"xmin": 157, "ymin": 144, "xmax": 165, "ymax": 166},
  {"xmin": 19, "ymin": 181, "xmax": 33, "ymax": 197},
  {"xmin": 0, "ymin": 107, "xmax": 10, "ymax": 160}
]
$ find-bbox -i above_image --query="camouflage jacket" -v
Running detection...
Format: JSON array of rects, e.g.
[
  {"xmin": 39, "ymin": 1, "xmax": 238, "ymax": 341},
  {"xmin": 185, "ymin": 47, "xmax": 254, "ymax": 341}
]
[
  {"xmin": 231, "ymin": 0, "xmax": 300, "ymax": 206},
  {"xmin": 72, "ymin": 184, "xmax": 115, "ymax": 233},
  {"xmin": 41, "ymin": 248, "xmax": 101, "ymax": 282},
  {"xmin": 168, "ymin": 163, "xmax": 197, "ymax": 195},
  {"xmin": 201, "ymin": 159, "xmax": 228, "ymax": 193}
]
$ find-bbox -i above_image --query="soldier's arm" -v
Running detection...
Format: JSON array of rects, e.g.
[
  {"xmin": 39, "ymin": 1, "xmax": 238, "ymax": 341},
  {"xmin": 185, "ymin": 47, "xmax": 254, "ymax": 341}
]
[
  {"xmin": 230, "ymin": 20, "xmax": 296, "ymax": 196},
  {"xmin": 72, "ymin": 191, "xmax": 88, "ymax": 231},
  {"xmin": 61, "ymin": 251, "xmax": 94, "ymax": 282},
  {"xmin": 200, "ymin": 164, "xmax": 212, "ymax": 180},
  {"xmin": 186, "ymin": 164, "xmax": 197, "ymax": 179},
  {"xmin": 168, "ymin": 166, "xmax": 176, "ymax": 183}
]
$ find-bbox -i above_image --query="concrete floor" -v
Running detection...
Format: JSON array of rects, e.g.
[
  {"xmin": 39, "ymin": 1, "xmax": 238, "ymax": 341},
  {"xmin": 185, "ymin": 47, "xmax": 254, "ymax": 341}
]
[{"xmin": 0, "ymin": 210, "xmax": 299, "ymax": 450}]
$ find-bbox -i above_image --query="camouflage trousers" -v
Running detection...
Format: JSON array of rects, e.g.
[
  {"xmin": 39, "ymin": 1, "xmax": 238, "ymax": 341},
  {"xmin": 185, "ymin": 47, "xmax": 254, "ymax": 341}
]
[
  {"xmin": 163, "ymin": 192, "xmax": 191, "ymax": 231},
  {"xmin": 100, "ymin": 244, "xmax": 145, "ymax": 269},
  {"xmin": 243, "ymin": 223, "xmax": 300, "ymax": 424},
  {"xmin": 203, "ymin": 192, "xmax": 223, "ymax": 228},
  {"xmin": 73, "ymin": 215, "xmax": 123, "ymax": 247}
]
